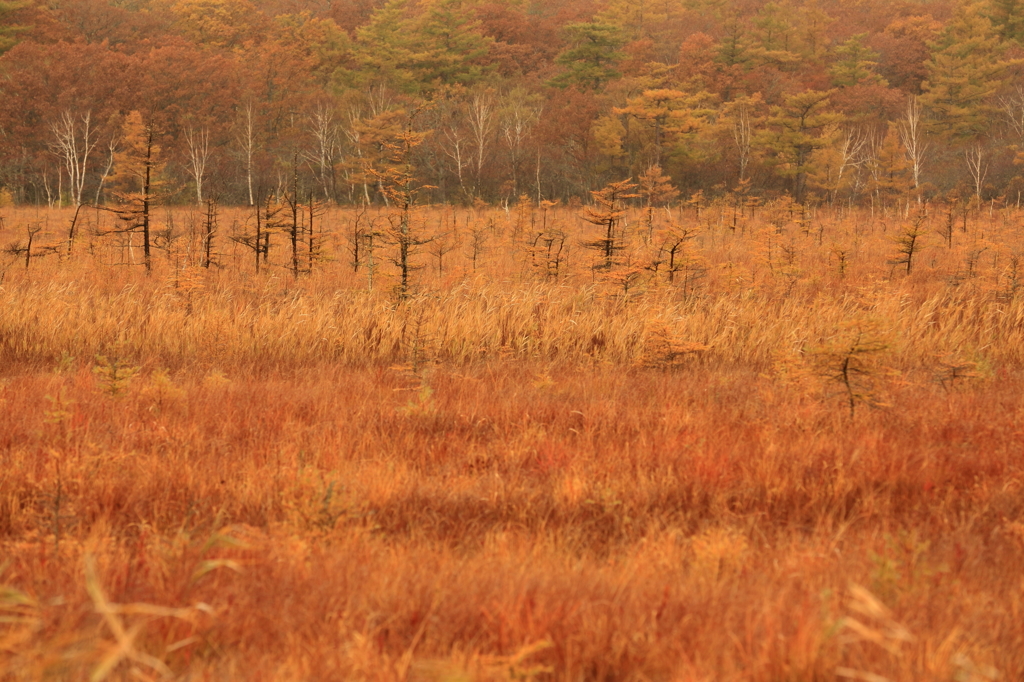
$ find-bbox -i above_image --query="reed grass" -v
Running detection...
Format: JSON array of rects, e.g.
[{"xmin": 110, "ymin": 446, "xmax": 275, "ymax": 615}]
[{"xmin": 1, "ymin": 201, "xmax": 1022, "ymax": 680}]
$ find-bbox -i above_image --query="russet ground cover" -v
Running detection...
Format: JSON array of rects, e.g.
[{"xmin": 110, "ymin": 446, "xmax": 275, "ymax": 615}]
[{"xmin": 1, "ymin": 201, "xmax": 1023, "ymax": 681}]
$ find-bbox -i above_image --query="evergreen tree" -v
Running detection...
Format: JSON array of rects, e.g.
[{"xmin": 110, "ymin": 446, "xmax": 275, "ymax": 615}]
[
  {"xmin": 990, "ymin": 0, "xmax": 1024, "ymax": 44},
  {"xmin": 348, "ymin": 0, "xmax": 490, "ymax": 93},
  {"xmin": 582, "ymin": 178, "xmax": 638, "ymax": 269},
  {"xmin": 549, "ymin": 22, "xmax": 626, "ymax": 91},
  {"xmin": 613, "ymin": 88, "xmax": 717, "ymax": 170},
  {"xmin": 920, "ymin": 2, "xmax": 1015, "ymax": 139},
  {"xmin": 760, "ymin": 90, "xmax": 843, "ymax": 201},
  {"xmin": 794, "ymin": 0, "xmax": 833, "ymax": 60},
  {"xmin": 717, "ymin": 13, "xmax": 752, "ymax": 71},
  {"xmin": 0, "ymin": 0, "xmax": 28, "ymax": 54},
  {"xmin": 350, "ymin": 0, "xmax": 419, "ymax": 90},
  {"xmin": 749, "ymin": 1, "xmax": 800, "ymax": 67},
  {"xmin": 595, "ymin": 0, "xmax": 687, "ymax": 60},
  {"xmin": 830, "ymin": 34, "xmax": 886, "ymax": 88},
  {"xmin": 414, "ymin": 0, "xmax": 492, "ymax": 88}
]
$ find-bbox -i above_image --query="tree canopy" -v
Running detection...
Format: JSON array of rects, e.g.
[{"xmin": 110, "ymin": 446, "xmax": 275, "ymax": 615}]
[{"xmin": 2, "ymin": 0, "xmax": 1024, "ymax": 206}]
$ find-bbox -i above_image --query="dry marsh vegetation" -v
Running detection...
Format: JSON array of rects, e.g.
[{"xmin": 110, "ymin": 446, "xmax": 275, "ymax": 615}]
[{"xmin": 1, "ymin": 199, "xmax": 1023, "ymax": 681}]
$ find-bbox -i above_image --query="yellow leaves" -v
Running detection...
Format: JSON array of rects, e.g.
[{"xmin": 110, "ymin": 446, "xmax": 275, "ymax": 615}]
[
  {"xmin": 638, "ymin": 164, "xmax": 679, "ymax": 207},
  {"xmin": 637, "ymin": 323, "xmax": 708, "ymax": 369},
  {"xmin": 202, "ymin": 369, "xmax": 232, "ymax": 389},
  {"xmin": 591, "ymin": 114, "xmax": 626, "ymax": 161},
  {"xmin": 171, "ymin": 0, "xmax": 259, "ymax": 49},
  {"xmin": 110, "ymin": 111, "xmax": 165, "ymax": 205},
  {"xmin": 140, "ymin": 368, "xmax": 187, "ymax": 413},
  {"xmin": 92, "ymin": 355, "xmax": 140, "ymax": 397},
  {"xmin": 613, "ymin": 88, "xmax": 717, "ymax": 134}
]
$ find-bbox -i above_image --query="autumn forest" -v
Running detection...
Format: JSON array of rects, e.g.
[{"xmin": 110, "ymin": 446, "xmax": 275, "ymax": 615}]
[
  {"xmin": 2, "ymin": 0, "xmax": 1024, "ymax": 207},
  {"xmin": 3, "ymin": 1, "xmax": 1024, "ymax": 681}
]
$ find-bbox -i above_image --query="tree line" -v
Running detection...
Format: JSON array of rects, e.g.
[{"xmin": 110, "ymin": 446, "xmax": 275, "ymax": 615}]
[{"xmin": 2, "ymin": 0, "xmax": 1024, "ymax": 208}]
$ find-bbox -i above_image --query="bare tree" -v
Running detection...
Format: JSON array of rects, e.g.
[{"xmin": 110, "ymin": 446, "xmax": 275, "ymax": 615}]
[
  {"xmin": 202, "ymin": 197, "xmax": 218, "ymax": 268},
  {"xmin": 41, "ymin": 166, "xmax": 58, "ymax": 208},
  {"xmin": 184, "ymin": 125, "xmax": 211, "ymax": 205},
  {"xmin": 94, "ymin": 136, "xmax": 118, "ymax": 205},
  {"xmin": 341, "ymin": 107, "xmax": 372, "ymax": 205},
  {"xmin": 999, "ymin": 85, "xmax": 1024, "ymax": 142},
  {"xmin": 964, "ymin": 144, "xmax": 988, "ymax": 200},
  {"xmin": 500, "ymin": 92, "xmax": 540, "ymax": 198},
  {"xmin": 441, "ymin": 114, "xmax": 469, "ymax": 196},
  {"xmin": 862, "ymin": 129, "xmax": 883, "ymax": 210},
  {"xmin": 898, "ymin": 96, "xmax": 928, "ymax": 199},
  {"xmin": 306, "ymin": 104, "xmax": 339, "ymax": 203},
  {"xmin": 367, "ymin": 83, "xmax": 394, "ymax": 119},
  {"xmin": 467, "ymin": 91, "xmax": 496, "ymax": 193},
  {"xmin": 236, "ymin": 101, "xmax": 258, "ymax": 206},
  {"xmin": 731, "ymin": 103, "xmax": 753, "ymax": 184},
  {"xmin": 831, "ymin": 128, "xmax": 868, "ymax": 205},
  {"xmin": 49, "ymin": 110, "xmax": 97, "ymax": 207}
]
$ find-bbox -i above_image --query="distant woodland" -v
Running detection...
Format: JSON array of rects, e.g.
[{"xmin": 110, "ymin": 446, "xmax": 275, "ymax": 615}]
[{"xmin": 2, "ymin": 0, "xmax": 1024, "ymax": 207}]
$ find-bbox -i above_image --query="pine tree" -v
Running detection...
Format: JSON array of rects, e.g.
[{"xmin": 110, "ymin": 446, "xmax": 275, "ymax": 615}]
[
  {"xmin": 749, "ymin": 1, "xmax": 801, "ymax": 66},
  {"xmin": 349, "ymin": 0, "xmax": 491, "ymax": 94},
  {"xmin": 638, "ymin": 164, "xmax": 679, "ymax": 239},
  {"xmin": 595, "ymin": 0, "xmax": 687, "ymax": 59},
  {"xmin": 830, "ymin": 34, "xmax": 886, "ymax": 87},
  {"xmin": 350, "ymin": 0, "xmax": 419, "ymax": 90},
  {"xmin": 990, "ymin": 0, "xmax": 1024, "ymax": 44},
  {"xmin": 549, "ymin": 22, "xmax": 626, "ymax": 91},
  {"xmin": 0, "ymin": 0, "xmax": 29, "ymax": 55},
  {"xmin": 414, "ymin": 0, "xmax": 492, "ymax": 88},
  {"xmin": 613, "ymin": 89, "xmax": 717, "ymax": 170},
  {"xmin": 760, "ymin": 90, "xmax": 843, "ymax": 201},
  {"xmin": 919, "ymin": 2, "xmax": 1016, "ymax": 139},
  {"xmin": 371, "ymin": 129, "xmax": 434, "ymax": 297}
]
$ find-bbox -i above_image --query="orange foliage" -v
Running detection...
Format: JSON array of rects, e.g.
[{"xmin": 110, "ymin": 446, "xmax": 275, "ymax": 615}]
[{"xmin": 1, "ymin": 200, "xmax": 1023, "ymax": 679}]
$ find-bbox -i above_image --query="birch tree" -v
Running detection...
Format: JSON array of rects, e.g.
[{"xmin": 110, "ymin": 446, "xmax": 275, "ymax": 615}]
[
  {"xmin": 500, "ymin": 90, "xmax": 540, "ymax": 198},
  {"xmin": 49, "ymin": 110, "xmax": 97, "ymax": 207},
  {"xmin": 441, "ymin": 120, "xmax": 469, "ymax": 195},
  {"xmin": 306, "ymin": 104, "xmax": 339, "ymax": 202},
  {"xmin": 964, "ymin": 144, "xmax": 988, "ymax": 199},
  {"xmin": 184, "ymin": 125, "xmax": 211, "ymax": 204},
  {"xmin": 236, "ymin": 101, "xmax": 257, "ymax": 206},
  {"xmin": 94, "ymin": 136, "xmax": 118, "ymax": 205},
  {"xmin": 467, "ymin": 90, "xmax": 496, "ymax": 193},
  {"xmin": 725, "ymin": 96, "xmax": 760, "ymax": 184},
  {"xmin": 897, "ymin": 96, "xmax": 928, "ymax": 198}
]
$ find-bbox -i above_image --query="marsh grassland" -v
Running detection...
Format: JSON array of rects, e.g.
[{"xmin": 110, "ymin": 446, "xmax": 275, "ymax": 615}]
[{"xmin": 1, "ymin": 200, "xmax": 1023, "ymax": 681}]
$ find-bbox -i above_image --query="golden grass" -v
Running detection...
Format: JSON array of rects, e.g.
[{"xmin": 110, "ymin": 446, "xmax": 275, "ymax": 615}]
[{"xmin": 1, "ymin": 200, "xmax": 1023, "ymax": 681}]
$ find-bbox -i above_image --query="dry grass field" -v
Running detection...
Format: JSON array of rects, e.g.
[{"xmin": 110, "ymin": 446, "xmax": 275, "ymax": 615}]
[{"xmin": 1, "ymin": 198, "xmax": 1023, "ymax": 681}]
